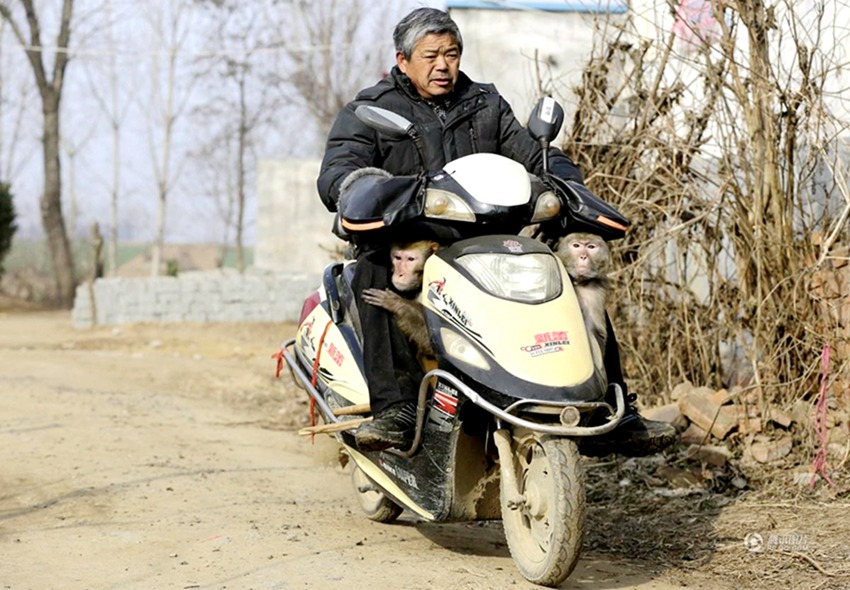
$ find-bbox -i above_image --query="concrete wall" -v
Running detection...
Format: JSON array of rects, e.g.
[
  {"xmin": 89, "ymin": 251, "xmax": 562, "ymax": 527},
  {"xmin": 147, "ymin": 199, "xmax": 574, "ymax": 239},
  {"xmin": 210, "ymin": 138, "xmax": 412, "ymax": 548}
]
[
  {"xmin": 450, "ymin": 7, "xmax": 626, "ymax": 143},
  {"xmin": 71, "ymin": 269, "xmax": 319, "ymax": 327},
  {"xmin": 254, "ymin": 158, "xmax": 344, "ymax": 274}
]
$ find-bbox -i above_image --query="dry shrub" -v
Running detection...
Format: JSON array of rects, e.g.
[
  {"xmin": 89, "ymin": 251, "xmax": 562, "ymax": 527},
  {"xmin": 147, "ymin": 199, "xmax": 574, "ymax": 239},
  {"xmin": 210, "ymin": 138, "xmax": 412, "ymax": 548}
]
[{"xmin": 559, "ymin": 1, "xmax": 850, "ymax": 411}]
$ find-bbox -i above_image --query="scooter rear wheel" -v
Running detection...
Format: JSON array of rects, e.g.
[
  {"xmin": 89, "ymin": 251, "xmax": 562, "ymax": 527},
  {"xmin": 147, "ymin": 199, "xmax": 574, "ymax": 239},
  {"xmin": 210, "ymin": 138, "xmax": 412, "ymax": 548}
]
[
  {"xmin": 351, "ymin": 465, "xmax": 404, "ymax": 523},
  {"xmin": 501, "ymin": 435, "xmax": 585, "ymax": 587}
]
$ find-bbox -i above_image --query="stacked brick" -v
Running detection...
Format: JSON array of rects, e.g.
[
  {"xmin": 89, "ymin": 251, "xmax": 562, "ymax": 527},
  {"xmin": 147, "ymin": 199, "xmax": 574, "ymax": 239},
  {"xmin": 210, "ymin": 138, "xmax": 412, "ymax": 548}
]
[{"xmin": 72, "ymin": 269, "xmax": 319, "ymax": 327}]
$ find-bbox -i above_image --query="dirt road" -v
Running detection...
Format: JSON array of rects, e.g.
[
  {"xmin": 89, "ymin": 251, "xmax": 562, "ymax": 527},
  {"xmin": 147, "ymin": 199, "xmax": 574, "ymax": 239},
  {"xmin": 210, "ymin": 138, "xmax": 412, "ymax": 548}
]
[{"xmin": 1, "ymin": 311, "xmax": 726, "ymax": 589}]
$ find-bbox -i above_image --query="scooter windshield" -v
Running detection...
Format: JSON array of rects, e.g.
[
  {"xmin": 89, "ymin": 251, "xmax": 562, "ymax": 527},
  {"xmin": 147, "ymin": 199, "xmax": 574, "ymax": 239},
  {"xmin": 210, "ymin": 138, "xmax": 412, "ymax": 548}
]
[{"xmin": 456, "ymin": 252, "xmax": 562, "ymax": 303}]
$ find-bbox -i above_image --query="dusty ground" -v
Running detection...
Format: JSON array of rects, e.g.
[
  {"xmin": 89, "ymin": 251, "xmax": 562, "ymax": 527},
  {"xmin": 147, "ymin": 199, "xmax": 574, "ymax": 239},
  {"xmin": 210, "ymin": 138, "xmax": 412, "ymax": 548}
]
[{"xmin": 0, "ymin": 309, "xmax": 847, "ymax": 590}]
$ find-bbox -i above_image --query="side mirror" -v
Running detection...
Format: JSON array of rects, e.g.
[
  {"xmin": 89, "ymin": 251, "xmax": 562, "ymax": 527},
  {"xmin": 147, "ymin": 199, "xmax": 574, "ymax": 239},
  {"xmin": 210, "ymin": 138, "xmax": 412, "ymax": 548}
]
[
  {"xmin": 528, "ymin": 97, "xmax": 565, "ymax": 176},
  {"xmin": 355, "ymin": 105, "xmax": 414, "ymax": 139},
  {"xmin": 528, "ymin": 97, "xmax": 564, "ymax": 143}
]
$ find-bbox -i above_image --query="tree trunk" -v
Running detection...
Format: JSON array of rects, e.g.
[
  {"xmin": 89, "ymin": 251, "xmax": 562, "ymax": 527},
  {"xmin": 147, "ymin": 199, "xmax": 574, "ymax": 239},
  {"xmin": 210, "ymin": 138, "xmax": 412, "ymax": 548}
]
[
  {"xmin": 109, "ymin": 120, "xmax": 119, "ymax": 275},
  {"xmin": 0, "ymin": 0, "xmax": 77, "ymax": 306},
  {"xmin": 236, "ymin": 74, "xmax": 246, "ymax": 273},
  {"xmin": 106, "ymin": 0, "xmax": 120, "ymax": 275},
  {"xmin": 42, "ymin": 92, "xmax": 76, "ymax": 305}
]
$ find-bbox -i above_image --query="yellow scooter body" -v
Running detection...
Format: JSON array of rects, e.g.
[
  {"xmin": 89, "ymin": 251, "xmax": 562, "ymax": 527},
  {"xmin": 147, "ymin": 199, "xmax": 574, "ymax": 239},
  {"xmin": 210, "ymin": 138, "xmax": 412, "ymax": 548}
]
[
  {"xmin": 291, "ymin": 235, "xmax": 607, "ymax": 523},
  {"xmin": 420, "ymin": 236, "xmax": 606, "ymax": 403}
]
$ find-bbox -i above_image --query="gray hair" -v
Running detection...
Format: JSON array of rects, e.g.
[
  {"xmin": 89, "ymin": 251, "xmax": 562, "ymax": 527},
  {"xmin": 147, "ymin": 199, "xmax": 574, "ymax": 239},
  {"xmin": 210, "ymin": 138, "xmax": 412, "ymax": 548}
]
[{"xmin": 393, "ymin": 8, "xmax": 463, "ymax": 59}]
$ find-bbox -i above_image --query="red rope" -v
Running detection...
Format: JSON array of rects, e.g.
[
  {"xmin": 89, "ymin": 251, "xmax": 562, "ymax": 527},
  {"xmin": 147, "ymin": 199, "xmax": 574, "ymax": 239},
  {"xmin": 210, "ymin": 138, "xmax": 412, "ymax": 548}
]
[
  {"xmin": 271, "ymin": 349, "xmax": 284, "ymax": 379},
  {"xmin": 811, "ymin": 344, "xmax": 834, "ymax": 488},
  {"xmin": 270, "ymin": 322, "xmax": 334, "ymax": 443},
  {"xmin": 308, "ymin": 320, "xmax": 334, "ymax": 443}
]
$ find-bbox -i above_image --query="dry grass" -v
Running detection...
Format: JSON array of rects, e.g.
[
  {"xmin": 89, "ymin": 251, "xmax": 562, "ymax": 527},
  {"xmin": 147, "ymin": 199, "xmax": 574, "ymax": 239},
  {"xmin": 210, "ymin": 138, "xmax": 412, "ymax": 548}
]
[{"xmin": 549, "ymin": 2, "xmax": 850, "ymax": 417}]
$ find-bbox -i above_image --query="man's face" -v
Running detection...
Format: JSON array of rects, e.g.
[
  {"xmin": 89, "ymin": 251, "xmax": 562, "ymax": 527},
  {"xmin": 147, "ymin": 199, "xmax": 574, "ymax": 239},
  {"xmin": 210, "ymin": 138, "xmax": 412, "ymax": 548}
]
[{"xmin": 396, "ymin": 33, "xmax": 460, "ymax": 100}]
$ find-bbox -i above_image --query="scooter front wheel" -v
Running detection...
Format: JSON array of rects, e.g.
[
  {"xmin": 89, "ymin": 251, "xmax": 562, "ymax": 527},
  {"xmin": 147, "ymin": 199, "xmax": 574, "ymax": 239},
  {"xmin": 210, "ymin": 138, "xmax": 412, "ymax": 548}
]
[
  {"xmin": 351, "ymin": 464, "xmax": 404, "ymax": 523},
  {"xmin": 501, "ymin": 435, "xmax": 585, "ymax": 587}
]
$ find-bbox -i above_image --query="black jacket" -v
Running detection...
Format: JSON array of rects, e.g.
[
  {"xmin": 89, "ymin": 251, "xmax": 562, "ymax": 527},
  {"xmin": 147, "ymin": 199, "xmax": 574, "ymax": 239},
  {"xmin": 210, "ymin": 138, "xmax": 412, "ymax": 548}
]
[{"xmin": 317, "ymin": 67, "xmax": 585, "ymax": 212}]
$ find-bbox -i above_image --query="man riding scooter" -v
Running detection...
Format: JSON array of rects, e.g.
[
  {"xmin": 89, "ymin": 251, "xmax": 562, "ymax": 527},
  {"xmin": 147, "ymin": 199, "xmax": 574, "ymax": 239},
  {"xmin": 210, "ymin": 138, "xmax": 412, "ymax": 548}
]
[{"xmin": 316, "ymin": 7, "xmax": 677, "ymax": 455}]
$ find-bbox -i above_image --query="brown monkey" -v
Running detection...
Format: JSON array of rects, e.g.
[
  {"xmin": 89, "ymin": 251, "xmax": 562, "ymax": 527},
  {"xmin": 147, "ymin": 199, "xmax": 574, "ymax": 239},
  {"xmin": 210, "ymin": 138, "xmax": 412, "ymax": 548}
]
[
  {"xmin": 361, "ymin": 240, "xmax": 439, "ymax": 356},
  {"xmin": 556, "ymin": 232, "xmax": 611, "ymax": 354}
]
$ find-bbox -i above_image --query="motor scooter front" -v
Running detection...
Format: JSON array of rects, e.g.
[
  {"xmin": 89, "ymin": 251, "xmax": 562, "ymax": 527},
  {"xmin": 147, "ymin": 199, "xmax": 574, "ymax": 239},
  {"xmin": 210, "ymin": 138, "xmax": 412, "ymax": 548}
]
[{"xmin": 280, "ymin": 233, "xmax": 625, "ymax": 587}]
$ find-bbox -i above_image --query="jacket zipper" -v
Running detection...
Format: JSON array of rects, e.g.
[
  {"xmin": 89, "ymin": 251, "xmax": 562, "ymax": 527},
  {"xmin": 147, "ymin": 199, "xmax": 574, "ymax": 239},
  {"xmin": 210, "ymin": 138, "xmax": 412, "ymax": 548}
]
[
  {"xmin": 468, "ymin": 123, "xmax": 478, "ymax": 153},
  {"xmin": 443, "ymin": 99, "xmax": 487, "ymax": 129}
]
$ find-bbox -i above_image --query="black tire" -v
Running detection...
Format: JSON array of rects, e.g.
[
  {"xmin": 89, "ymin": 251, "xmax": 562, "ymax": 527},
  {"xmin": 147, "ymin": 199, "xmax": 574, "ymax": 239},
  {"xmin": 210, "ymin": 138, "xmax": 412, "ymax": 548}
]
[
  {"xmin": 351, "ymin": 465, "xmax": 404, "ymax": 523},
  {"xmin": 500, "ymin": 435, "xmax": 585, "ymax": 587}
]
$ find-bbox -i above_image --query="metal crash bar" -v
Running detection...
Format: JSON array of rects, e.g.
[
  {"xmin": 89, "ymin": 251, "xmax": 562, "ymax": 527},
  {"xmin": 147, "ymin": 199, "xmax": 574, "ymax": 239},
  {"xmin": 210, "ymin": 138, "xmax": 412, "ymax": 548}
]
[
  {"xmin": 425, "ymin": 369, "xmax": 626, "ymax": 437},
  {"xmin": 281, "ymin": 338, "xmax": 341, "ymax": 427},
  {"xmin": 282, "ymin": 336, "xmax": 625, "ymax": 444}
]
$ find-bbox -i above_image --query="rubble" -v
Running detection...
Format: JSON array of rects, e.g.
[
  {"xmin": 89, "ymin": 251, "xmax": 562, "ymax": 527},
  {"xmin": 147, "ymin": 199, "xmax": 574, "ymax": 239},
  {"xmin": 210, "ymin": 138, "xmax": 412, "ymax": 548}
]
[
  {"xmin": 669, "ymin": 381, "xmax": 693, "ymax": 401},
  {"xmin": 643, "ymin": 402, "xmax": 688, "ymax": 430},
  {"xmin": 678, "ymin": 391, "xmax": 738, "ymax": 439},
  {"xmin": 749, "ymin": 435, "xmax": 793, "ymax": 463},
  {"xmin": 643, "ymin": 402, "xmax": 680, "ymax": 423},
  {"xmin": 643, "ymin": 381, "xmax": 850, "ymax": 487},
  {"xmin": 767, "ymin": 408, "xmax": 793, "ymax": 428},
  {"xmin": 684, "ymin": 444, "xmax": 731, "ymax": 467},
  {"xmin": 680, "ymin": 422, "xmax": 710, "ymax": 445},
  {"xmin": 790, "ymin": 399, "xmax": 813, "ymax": 429}
]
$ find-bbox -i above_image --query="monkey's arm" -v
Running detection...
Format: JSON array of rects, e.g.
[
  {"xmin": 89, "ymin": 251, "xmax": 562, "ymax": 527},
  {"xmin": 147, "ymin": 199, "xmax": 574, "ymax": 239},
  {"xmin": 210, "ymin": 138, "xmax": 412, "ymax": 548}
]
[{"xmin": 362, "ymin": 288, "xmax": 433, "ymax": 355}]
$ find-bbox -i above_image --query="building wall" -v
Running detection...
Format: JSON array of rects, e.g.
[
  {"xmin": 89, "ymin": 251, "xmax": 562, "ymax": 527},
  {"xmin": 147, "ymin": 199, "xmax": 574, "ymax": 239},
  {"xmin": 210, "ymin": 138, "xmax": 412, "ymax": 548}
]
[
  {"xmin": 450, "ymin": 6, "xmax": 626, "ymax": 142},
  {"xmin": 254, "ymin": 158, "xmax": 343, "ymax": 274}
]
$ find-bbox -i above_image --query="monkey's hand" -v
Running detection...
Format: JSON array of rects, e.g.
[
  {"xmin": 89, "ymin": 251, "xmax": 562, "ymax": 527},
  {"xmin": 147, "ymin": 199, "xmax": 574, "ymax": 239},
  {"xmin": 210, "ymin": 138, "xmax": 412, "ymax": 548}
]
[
  {"xmin": 363, "ymin": 288, "xmax": 432, "ymax": 356},
  {"xmin": 361, "ymin": 288, "xmax": 403, "ymax": 312}
]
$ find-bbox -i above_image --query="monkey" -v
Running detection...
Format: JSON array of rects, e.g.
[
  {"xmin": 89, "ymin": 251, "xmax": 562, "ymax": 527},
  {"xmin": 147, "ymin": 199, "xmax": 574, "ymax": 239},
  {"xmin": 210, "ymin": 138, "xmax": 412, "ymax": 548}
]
[
  {"xmin": 361, "ymin": 240, "xmax": 440, "ymax": 357},
  {"xmin": 555, "ymin": 232, "xmax": 611, "ymax": 356}
]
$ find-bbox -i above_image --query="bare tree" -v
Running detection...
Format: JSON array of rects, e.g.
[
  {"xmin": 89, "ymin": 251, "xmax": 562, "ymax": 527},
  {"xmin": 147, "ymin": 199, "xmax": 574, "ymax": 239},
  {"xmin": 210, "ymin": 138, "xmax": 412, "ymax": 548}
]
[
  {"xmin": 0, "ymin": 18, "xmax": 38, "ymax": 183},
  {"xmin": 144, "ymin": 0, "xmax": 195, "ymax": 276},
  {"xmin": 84, "ymin": 0, "xmax": 133, "ymax": 275},
  {"xmin": 193, "ymin": 0, "xmax": 283, "ymax": 272},
  {"xmin": 562, "ymin": 0, "xmax": 850, "ymax": 408},
  {"xmin": 193, "ymin": 136, "xmax": 236, "ymax": 265},
  {"xmin": 61, "ymin": 112, "xmax": 97, "ymax": 239},
  {"xmin": 0, "ymin": 0, "xmax": 76, "ymax": 304},
  {"xmin": 274, "ymin": 0, "xmax": 404, "ymax": 144}
]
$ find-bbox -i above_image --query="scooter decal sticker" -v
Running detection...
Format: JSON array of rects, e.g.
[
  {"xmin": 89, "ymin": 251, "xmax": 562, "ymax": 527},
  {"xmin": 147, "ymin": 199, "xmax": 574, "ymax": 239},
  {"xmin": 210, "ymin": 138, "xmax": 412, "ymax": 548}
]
[
  {"xmin": 325, "ymin": 342, "xmax": 344, "ymax": 367},
  {"xmin": 521, "ymin": 331, "xmax": 570, "ymax": 358},
  {"xmin": 433, "ymin": 382, "xmax": 459, "ymax": 416},
  {"xmin": 300, "ymin": 317, "xmax": 316, "ymax": 348},
  {"xmin": 379, "ymin": 459, "xmax": 420, "ymax": 490},
  {"xmin": 427, "ymin": 279, "xmax": 480, "ymax": 335},
  {"xmin": 503, "ymin": 239, "xmax": 523, "ymax": 253}
]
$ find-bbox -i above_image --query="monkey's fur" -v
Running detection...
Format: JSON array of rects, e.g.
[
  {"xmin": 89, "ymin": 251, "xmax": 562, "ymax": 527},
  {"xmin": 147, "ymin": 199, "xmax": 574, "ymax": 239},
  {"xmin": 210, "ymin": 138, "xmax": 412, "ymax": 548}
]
[
  {"xmin": 361, "ymin": 240, "xmax": 439, "ymax": 357},
  {"xmin": 556, "ymin": 232, "xmax": 611, "ymax": 354}
]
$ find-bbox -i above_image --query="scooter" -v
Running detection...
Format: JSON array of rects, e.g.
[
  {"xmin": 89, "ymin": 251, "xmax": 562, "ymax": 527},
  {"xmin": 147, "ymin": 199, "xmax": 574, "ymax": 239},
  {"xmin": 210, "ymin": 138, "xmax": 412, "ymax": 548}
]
[{"xmin": 280, "ymin": 98, "xmax": 630, "ymax": 587}]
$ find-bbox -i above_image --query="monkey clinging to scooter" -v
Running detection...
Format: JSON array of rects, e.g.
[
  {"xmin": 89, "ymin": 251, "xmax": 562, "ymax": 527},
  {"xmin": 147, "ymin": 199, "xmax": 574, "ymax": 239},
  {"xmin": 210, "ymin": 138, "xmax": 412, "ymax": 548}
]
[
  {"xmin": 556, "ymin": 232, "xmax": 611, "ymax": 354},
  {"xmin": 361, "ymin": 240, "xmax": 440, "ymax": 357}
]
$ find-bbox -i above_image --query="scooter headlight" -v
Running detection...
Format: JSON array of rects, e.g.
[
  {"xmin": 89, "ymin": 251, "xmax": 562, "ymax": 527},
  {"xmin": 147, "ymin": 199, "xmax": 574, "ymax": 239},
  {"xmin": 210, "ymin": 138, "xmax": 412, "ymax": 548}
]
[
  {"xmin": 424, "ymin": 189, "xmax": 476, "ymax": 222},
  {"xmin": 457, "ymin": 253, "xmax": 562, "ymax": 303},
  {"xmin": 530, "ymin": 191, "xmax": 561, "ymax": 222},
  {"xmin": 440, "ymin": 328, "xmax": 491, "ymax": 370}
]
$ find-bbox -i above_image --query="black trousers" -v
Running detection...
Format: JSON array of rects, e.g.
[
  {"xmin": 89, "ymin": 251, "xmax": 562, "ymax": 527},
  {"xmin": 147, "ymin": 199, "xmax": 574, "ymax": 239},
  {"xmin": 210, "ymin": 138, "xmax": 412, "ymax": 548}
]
[
  {"xmin": 353, "ymin": 247, "xmax": 627, "ymax": 414},
  {"xmin": 603, "ymin": 312, "xmax": 629, "ymax": 399},
  {"xmin": 352, "ymin": 248, "xmax": 424, "ymax": 415}
]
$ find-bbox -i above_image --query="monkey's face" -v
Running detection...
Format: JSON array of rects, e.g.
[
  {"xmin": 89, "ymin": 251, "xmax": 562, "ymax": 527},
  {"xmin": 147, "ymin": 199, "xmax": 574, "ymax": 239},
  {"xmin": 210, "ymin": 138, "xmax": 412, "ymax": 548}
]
[
  {"xmin": 391, "ymin": 247, "xmax": 428, "ymax": 292},
  {"xmin": 389, "ymin": 240, "xmax": 440, "ymax": 292},
  {"xmin": 558, "ymin": 233, "xmax": 609, "ymax": 281}
]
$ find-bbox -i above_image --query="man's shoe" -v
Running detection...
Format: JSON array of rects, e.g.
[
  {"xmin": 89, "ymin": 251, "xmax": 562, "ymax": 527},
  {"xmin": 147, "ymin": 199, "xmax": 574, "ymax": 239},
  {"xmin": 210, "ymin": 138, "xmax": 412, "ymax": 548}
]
[
  {"xmin": 355, "ymin": 402, "xmax": 417, "ymax": 452},
  {"xmin": 580, "ymin": 393, "xmax": 679, "ymax": 457}
]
